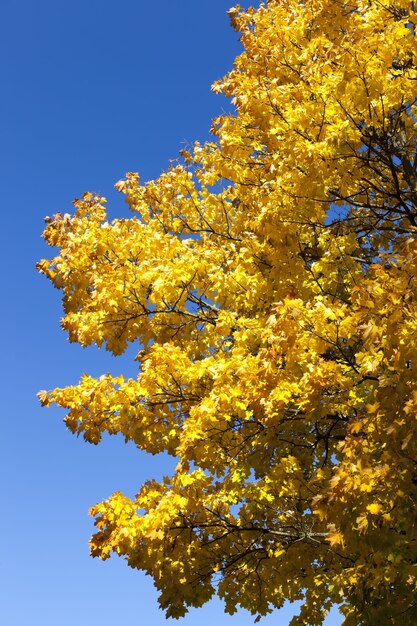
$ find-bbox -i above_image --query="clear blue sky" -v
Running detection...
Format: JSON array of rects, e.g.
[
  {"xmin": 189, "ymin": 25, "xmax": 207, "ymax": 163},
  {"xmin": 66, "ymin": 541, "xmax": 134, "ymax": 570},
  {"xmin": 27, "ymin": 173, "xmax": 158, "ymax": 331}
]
[{"xmin": 1, "ymin": 1, "xmax": 342, "ymax": 624}]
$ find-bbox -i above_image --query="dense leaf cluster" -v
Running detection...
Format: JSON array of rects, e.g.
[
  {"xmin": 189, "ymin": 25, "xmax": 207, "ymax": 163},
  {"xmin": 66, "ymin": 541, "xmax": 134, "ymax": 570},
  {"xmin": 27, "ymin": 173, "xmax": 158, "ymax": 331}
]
[{"xmin": 39, "ymin": 1, "xmax": 417, "ymax": 623}]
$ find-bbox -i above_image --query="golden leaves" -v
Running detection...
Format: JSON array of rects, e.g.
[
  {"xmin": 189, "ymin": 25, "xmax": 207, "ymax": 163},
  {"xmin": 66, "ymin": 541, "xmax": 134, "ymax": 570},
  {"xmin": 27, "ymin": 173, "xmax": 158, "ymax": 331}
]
[
  {"xmin": 37, "ymin": 390, "xmax": 50, "ymax": 407},
  {"xmin": 366, "ymin": 503, "xmax": 383, "ymax": 515},
  {"xmin": 38, "ymin": 0, "xmax": 417, "ymax": 623}
]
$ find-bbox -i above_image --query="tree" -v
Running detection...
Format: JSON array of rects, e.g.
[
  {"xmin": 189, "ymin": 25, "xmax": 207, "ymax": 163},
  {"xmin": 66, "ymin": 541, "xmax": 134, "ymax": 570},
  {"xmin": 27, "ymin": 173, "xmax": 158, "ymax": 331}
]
[{"xmin": 37, "ymin": 1, "xmax": 417, "ymax": 623}]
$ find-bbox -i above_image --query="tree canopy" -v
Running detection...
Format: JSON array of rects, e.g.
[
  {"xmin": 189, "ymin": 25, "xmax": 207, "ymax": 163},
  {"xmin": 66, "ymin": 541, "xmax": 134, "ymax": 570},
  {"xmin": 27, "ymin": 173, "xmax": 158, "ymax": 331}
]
[{"xmin": 38, "ymin": 1, "xmax": 417, "ymax": 623}]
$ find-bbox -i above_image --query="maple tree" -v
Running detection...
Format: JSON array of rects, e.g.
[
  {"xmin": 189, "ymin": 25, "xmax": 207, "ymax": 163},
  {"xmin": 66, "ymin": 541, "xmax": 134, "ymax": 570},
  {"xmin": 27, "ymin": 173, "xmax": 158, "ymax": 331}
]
[{"xmin": 37, "ymin": 1, "xmax": 417, "ymax": 623}]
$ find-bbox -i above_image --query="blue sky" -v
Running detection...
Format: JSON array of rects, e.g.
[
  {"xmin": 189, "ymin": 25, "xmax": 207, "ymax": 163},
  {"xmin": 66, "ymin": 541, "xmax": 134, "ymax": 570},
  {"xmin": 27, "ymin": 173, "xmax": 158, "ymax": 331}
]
[{"xmin": 1, "ymin": 2, "xmax": 341, "ymax": 624}]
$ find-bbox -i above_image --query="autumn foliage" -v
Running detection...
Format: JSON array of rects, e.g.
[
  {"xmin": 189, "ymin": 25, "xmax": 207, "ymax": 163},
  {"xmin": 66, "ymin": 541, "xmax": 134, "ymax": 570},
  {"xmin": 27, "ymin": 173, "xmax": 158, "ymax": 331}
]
[{"xmin": 38, "ymin": 1, "xmax": 417, "ymax": 623}]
